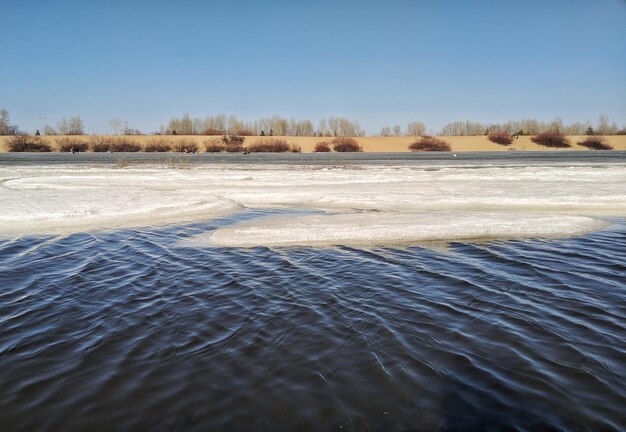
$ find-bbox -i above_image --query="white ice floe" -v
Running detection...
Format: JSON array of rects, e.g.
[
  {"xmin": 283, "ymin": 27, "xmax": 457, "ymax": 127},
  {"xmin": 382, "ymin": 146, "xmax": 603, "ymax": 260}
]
[
  {"xmin": 187, "ymin": 212, "xmax": 608, "ymax": 247},
  {"xmin": 0, "ymin": 163, "xmax": 624, "ymax": 240}
]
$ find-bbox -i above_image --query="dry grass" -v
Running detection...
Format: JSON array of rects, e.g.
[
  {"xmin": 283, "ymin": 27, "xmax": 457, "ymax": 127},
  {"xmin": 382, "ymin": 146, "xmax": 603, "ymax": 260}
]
[
  {"xmin": 2, "ymin": 134, "xmax": 625, "ymax": 153},
  {"xmin": 90, "ymin": 137, "xmax": 141, "ymax": 152},
  {"xmin": 222, "ymin": 136, "xmax": 246, "ymax": 152},
  {"xmin": 56, "ymin": 137, "xmax": 90, "ymax": 152},
  {"xmin": 409, "ymin": 136, "xmax": 451, "ymax": 152},
  {"xmin": 204, "ymin": 138, "xmax": 226, "ymax": 152},
  {"xmin": 172, "ymin": 139, "xmax": 198, "ymax": 153},
  {"xmin": 331, "ymin": 137, "xmax": 362, "ymax": 152},
  {"xmin": 577, "ymin": 136, "xmax": 613, "ymax": 150},
  {"xmin": 531, "ymin": 131, "xmax": 571, "ymax": 148},
  {"xmin": 110, "ymin": 138, "xmax": 141, "ymax": 152},
  {"xmin": 314, "ymin": 141, "xmax": 331, "ymax": 152},
  {"xmin": 202, "ymin": 128, "xmax": 225, "ymax": 136},
  {"xmin": 144, "ymin": 138, "xmax": 172, "ymax": 152},
  {"xmin": 225, "ymin": 143, "xmax": 245, "ymax": 153},
  {"xmin": 487, "ymin": 131, "xmax": 514, "ymax": 146},
  {"xmin": 90, "ymin": 137, "xmax": 114, "ymax": 152},
  {"xmin": 8, "ymin": 135, "xmax": 52, "ymax": 152}
]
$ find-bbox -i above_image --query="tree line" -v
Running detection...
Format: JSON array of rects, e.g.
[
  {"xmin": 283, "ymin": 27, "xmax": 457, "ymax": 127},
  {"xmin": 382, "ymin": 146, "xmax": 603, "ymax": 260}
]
[
  {"xmin": 161, "ymin": 114, "xmax": 363, "ymax": 137},
  {"xmin": 437, "ymin": 115, "xmax": 623, "ymax": 136},
  {"xmin": 1, "ymin": 109, "xmax": 624, "ymax": 137},
  {"xmin": 0, "ymin": 110, "xmax": 87, "ymax": 136}
]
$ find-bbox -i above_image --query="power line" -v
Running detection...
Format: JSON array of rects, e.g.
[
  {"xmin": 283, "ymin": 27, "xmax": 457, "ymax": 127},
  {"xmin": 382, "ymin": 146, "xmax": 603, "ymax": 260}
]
[
  {"xmin": 0, "ymin": 93, "xmax": 116, "ymax": 134},
  {"xmin": 0, "ymin": 91, "xmax": 60, "ymax": 115}
]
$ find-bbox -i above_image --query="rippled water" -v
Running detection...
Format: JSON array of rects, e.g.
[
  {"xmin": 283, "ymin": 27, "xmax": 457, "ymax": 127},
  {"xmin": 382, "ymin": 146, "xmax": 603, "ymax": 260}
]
[{"xmin": 1, "ymin": 211, "xmax": 624, "ymax": 431}]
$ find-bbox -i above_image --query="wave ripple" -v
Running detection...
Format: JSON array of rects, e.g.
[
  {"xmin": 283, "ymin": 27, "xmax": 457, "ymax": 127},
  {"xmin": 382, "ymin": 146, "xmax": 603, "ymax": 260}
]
[{"xmin": 0, "ymin": 217, "xmax": 625, "ymax": 431}]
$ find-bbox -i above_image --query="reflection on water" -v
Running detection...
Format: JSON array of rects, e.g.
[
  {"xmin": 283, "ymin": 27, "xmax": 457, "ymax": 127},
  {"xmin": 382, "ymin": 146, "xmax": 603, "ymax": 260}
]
[{"xmin": 0, "ymin": 213, "xmax": 625, "ymax": 431}]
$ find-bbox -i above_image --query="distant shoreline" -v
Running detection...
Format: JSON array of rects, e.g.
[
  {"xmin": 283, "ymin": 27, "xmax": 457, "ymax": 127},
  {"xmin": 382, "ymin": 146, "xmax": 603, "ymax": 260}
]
[{"xmin": 1, "ymin": 134, "xmax": 626, "ymax": 153}]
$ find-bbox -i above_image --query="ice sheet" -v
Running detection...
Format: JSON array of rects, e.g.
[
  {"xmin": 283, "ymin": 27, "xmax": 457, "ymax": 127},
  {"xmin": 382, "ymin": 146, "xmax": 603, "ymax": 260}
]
[
  {"xmin": 186, "ymin": 212, "xmax": 608, "ymax": 247},
  {"xmin": 1, "ymin": 163, "xmax": 624, "ymax": 240}
]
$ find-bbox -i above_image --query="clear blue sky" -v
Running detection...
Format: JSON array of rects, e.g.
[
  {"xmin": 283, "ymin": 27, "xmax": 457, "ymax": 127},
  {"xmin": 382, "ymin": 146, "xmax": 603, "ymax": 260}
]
[{"xmin": 2, "ymin": 0, "xmax": 625, "ymax": 134}]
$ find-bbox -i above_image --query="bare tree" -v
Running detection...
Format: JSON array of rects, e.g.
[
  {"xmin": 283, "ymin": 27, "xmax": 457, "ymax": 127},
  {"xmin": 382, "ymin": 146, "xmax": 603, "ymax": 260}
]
[
  {"xmin": 271, "ymin": 115, "xmax": 289, "ymax": 136},
  {"xmin": 180, "ymin": 113, "xmax": 193, "ymax": 134},
  {"xmin": 440, "ymin": 120, "xmax": 490, "ymax": 136},
  {"xmin": 202, "ymin": 114, "xmax": 226, "ymax": 134},
  {"xmin": 317, "ymin": 119, "xmax": 328, "ymax": 136},
  {"xmin": 380, "ymin": 126, "xmax": 391, "ymax": 137},
  {"xmin": 288, "ymin": 118, "xmax": 297, "ymax": 136},
  {"xmin": 392, "ymin": 125, "xmax": 402, "ymax": 136},
  {"xmin": 298, "ymin": 119, "xmax": 314, "ymax": 136},
  {"xmin": 324, "ymin": 117, "xmax": 361, "ymax": 136},
  {"xmin": 227, "ymin": 115, "xmax": 244, "ymax": 134},
  {"xmin": 166, "ymin": 113, "xmax": 195, "ymax": 134},
  {"xmin": 57, "ymin": 116, "xmax": 84, "ymax": 135},
  {"xmin": 287, "ymin": 118, "xmax": 314, "ymax": 136},
  {"xmin": 192, "ymin": 117, "xmax": 204, "ymax": 135},
  {"xmin": 43, "ymin": 125, "xmax": 58, "ymax": 135},
  {"xmin": 0, "ymin": 109, "xmax": 14, "ymax": 135},
  {"xmin": 69, "ymin": 116, "xmax": 84, "ymax": 135},
  {"xmin": 520, "ymin": 118, "xmax": 539, "ymax": 135},
  {"xmin": 406, "ymin": 121, "xmax": 426, "ymax": 136},
  {"xmin": 548, "ymin": 117, "xmax": 563, "ymax": 132},
  {"xmin": 57, "ymin": 118, "xmax": 70, "ymax": 135},
  {"xmin": 596, "ymin": 114, "xmax": 611, "ymax": 135},
  {"xmin": 109, "ymin": 118, "xmax": 124, "ymax": 135},
  {"xmin": 562, "ymin": 122, "xmax": 587, "ymax": 135}
]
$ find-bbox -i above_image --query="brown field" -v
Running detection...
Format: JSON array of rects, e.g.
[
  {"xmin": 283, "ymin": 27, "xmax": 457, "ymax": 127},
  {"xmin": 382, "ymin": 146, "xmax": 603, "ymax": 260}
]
[{"xmin": 1, "ymin": 135, "xmax": 626, "ymax": 153}]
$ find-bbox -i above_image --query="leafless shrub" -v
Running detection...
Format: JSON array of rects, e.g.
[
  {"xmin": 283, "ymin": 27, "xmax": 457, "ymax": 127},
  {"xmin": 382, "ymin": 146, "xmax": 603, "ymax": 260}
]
[
  {"xmin": 530, "ymin": 131, "xmax": 571, "ymax": 148},
  {"xmin": 487, "ymin": 131, "xmax": 514, "ymax": 146},
  {"xmin": 56, "ymin": 137, "xmax": 89, "ymax": 152},
  {"xmin": 223, "ymin": 135, "xmax": 245, "ymax": 144},
  {"xmin": 222, "ymin": 135, "xmax": 246, "ymax": 152},
  {"xmin": 235, "ymin": 130, "xmax": 254, "ymax": 136},
  {"xmin": 331, "ymin": 137, "xmax": 362, "ymax": 152},
  {"xmin": 8, "ymin": 135, "xmax": 52, "ymax": 152},
  {"xmin": 409, "ymin": 136, "xmax": 451, "ymax": 152},
  {"xmin": 202, "ymin": 128, "xmax": 225, "ymax": 136},
  {"xmin": 577, "ymin": 136, "xmax": 613, "ymax": 150},
  {"xmin": 290, "ymin": 144, "xmax": 302, "ymax": 153},
  {"xmin": 172, "ymin": 139, "xmax": 198, "ymax": 153},
  {"xmin": 144, "ymin": 138, "xmax": 173, "ymax": 152},
  {"xmin": 111, "ymin": 139, "xmax": 141, "ymax": 152},
  {"xmin": 247, "ymin": 138, "xmax": 290, "ymax": 152},
  {"xmin": 314, "ymin": 141, "xmax": 331, "ymax": 152},
  {"xmin": 204, "ymin": 138, "xmax": 226, "ymax": 152},
  {"xmin": 90, "ymin": 137, "xmax": 114, "ymax": 152}
]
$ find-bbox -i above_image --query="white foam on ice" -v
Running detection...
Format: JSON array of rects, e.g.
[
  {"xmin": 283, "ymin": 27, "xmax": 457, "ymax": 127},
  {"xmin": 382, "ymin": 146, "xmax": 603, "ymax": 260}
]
[
  {"xmin": 183, "ymin": 212, "xmax": 608, "ymax": 247},
  {"xmin": 1, "ymin": 163, "xmax": 624, "ymax": 238}
]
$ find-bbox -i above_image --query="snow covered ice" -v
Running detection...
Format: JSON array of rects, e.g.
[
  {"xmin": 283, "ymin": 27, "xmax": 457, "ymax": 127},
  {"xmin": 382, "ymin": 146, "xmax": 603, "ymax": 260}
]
[{"xmin": 1, "ymin": 162, "xmax": 624, "ymax": 244}]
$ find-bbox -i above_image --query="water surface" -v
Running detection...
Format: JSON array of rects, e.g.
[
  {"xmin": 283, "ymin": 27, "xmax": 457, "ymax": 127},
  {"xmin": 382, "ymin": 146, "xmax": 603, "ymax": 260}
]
[
  {"xmin": 1, "ymin": 150, "xmax": 625, "ymax": 166},
  {"xmin": 1, "ymin": 212, "xmax": 624, "ymax": 431}
]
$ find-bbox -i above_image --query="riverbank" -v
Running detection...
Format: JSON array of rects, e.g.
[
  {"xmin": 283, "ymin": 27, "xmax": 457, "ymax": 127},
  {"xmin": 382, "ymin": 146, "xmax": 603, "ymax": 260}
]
[{"xmin": 2, "ymin": 135, "xmax": 626, "ymax": 152}]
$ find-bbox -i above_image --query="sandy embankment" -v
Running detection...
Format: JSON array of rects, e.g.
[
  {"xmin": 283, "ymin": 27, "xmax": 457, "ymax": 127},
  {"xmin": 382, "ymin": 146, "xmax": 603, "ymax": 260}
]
[{"xmin": 1, "ymin": 135, "xmax": 626, "ymax": 152}]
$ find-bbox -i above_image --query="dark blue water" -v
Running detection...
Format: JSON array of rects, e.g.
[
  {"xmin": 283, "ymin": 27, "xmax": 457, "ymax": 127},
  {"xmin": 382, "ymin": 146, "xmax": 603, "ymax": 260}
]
[{"xmin": 0, "ymin": 210, "xmax": 624, "ymax": 431}]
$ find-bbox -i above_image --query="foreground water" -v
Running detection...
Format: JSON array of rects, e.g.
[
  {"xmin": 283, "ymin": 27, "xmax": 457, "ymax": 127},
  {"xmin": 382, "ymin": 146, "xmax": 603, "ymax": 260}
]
[
  {"xmin": 1, "ymin": 212, "xmax": 625, "ymax": 431},
  {"xmin": 1, "ymin": 153, "xmax": 625, "ymax": 431}
]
